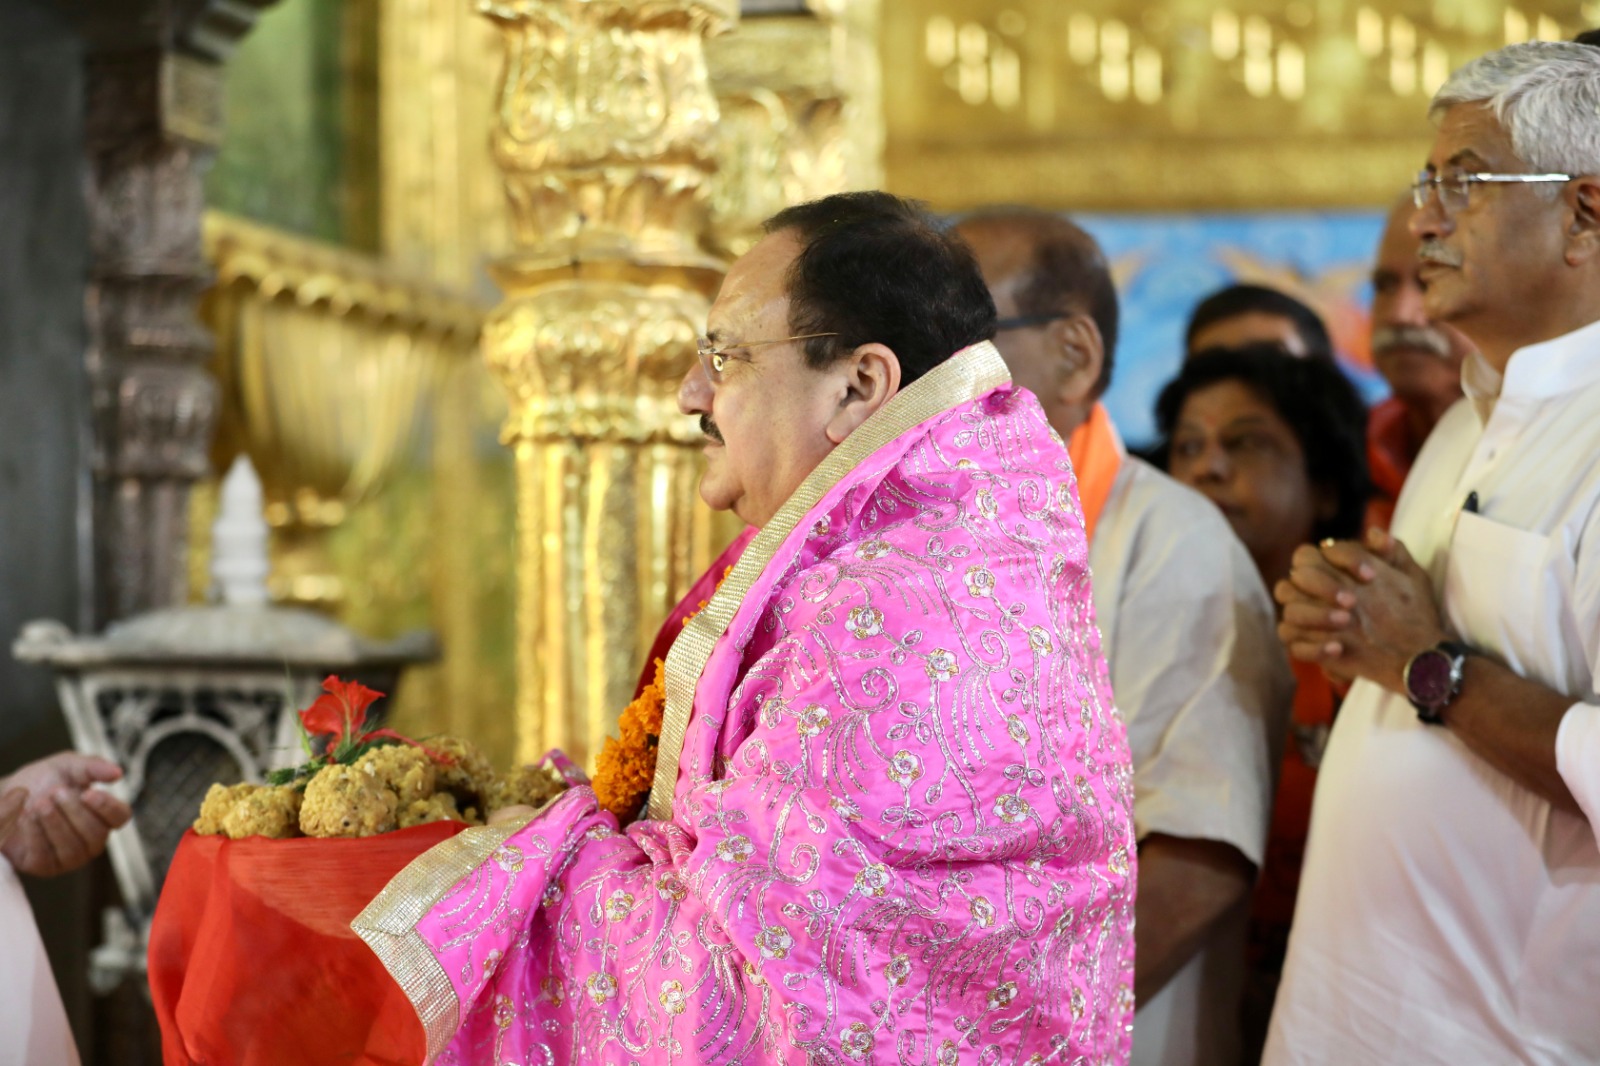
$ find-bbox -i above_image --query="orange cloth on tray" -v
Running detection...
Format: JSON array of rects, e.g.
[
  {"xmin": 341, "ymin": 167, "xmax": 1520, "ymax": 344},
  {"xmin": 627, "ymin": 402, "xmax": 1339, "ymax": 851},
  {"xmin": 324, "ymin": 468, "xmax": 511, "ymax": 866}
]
[{"xmin": 149, "ymin": 821, "xmax": 465, "ymax": 1066}]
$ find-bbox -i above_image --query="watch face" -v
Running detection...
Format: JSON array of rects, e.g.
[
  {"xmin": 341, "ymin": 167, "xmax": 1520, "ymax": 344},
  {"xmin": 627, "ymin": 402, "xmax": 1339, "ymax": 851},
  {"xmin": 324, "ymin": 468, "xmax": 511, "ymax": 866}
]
[{"xmin": 1408, "ymin": 650, "xmax": 1453, "ymax": 706}]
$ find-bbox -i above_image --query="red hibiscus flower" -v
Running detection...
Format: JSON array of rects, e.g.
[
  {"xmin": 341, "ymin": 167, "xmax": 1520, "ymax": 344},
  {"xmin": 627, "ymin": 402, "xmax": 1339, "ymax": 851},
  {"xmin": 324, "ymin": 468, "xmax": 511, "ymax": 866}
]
[{"xmin": 297, "ymin": 675, "xmax": 425, "ymax": 762}]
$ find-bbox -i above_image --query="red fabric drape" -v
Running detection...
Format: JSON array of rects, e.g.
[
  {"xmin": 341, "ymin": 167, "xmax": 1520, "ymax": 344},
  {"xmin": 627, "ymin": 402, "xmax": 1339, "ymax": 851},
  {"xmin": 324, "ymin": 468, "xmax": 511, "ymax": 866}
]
[
  {"xmin": 149, "ymin": 822, "xmax": 466, "ymax": 1066},
  {"xmin": 633, "ymin": 526, "xmax": 758, "ymax": 698},
  {"xmin": 1365, "ymin": 397, "xmax": 1417, "ymax": 532}
]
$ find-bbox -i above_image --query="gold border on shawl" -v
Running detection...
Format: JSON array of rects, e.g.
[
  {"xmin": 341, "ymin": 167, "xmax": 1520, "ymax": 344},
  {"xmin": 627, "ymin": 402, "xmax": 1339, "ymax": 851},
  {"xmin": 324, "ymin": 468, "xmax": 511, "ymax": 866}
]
[
  {"xmin": 648, "ymin": 340, "xmax": 1012, "ymax": 820},
  {"xmin": 350, "ymin": 814, "xmax": 535, "ymax": 1065}
]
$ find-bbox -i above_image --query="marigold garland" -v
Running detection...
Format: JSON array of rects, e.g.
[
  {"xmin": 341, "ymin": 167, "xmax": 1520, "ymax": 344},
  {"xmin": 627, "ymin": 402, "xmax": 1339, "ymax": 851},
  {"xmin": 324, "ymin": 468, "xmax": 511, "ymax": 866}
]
[
  {"xmin": 591, "ymin": 571, "xmax": 728, "ymax": 822},
  {"xmin": 592, "ymin": 657, "xmax": 666, "ymax": 820}
]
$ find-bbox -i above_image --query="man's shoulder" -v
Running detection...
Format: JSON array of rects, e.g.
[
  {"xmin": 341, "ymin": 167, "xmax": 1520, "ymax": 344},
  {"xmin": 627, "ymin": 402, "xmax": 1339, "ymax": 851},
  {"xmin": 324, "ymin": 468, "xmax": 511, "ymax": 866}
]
[
  {"xmin": 1103, "ymin": 457, "xmax": 1242, "ymax": 556},
  {"xmin": 1091, "ymin": 457, "xmax": 1272, "ymax": 623}
]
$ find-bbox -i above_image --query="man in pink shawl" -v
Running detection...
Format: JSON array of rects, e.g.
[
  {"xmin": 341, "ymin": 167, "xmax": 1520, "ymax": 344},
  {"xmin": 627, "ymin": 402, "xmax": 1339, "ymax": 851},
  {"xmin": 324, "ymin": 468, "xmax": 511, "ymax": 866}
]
[{"xmin": 355, "ymin": 192, "xmax": 1137, "ymax": 1065}]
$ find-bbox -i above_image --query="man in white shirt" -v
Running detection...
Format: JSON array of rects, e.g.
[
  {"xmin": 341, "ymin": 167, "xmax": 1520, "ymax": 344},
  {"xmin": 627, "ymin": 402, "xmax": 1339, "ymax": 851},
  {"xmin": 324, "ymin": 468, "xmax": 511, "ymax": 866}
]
[
  {"xmin": 956, "ymin": 209, "xmax": 1293, "ymax": 1066},
  {"xmin": 1270, "ymin": 41, "xmax": 1600, "ymax": 1064}
]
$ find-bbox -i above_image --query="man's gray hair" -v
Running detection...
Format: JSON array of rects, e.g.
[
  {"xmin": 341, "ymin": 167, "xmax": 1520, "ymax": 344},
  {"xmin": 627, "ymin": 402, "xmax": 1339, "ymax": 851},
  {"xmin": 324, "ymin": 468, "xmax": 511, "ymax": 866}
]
[{"xmin": 1430, "ymin": 42, "xmax": 1600, "ymax": 177}]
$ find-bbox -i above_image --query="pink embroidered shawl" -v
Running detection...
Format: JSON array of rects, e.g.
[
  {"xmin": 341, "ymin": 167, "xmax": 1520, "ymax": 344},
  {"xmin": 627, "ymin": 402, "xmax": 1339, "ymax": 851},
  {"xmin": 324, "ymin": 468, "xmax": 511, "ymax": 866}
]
[{"xmin": 355, "ymin": 342, "xmax": 1137, "ymax": 1065}]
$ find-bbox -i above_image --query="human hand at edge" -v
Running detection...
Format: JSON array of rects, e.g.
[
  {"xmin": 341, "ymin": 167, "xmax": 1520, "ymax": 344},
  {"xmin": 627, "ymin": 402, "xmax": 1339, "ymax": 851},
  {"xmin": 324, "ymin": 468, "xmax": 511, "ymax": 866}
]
[
  {"xmin": 1, "ymin": 753, "xmax": 133, "ymax": 878},
  {"xmin": 487, "ymin": 804, "xmax": 535, "ymax": 828}
]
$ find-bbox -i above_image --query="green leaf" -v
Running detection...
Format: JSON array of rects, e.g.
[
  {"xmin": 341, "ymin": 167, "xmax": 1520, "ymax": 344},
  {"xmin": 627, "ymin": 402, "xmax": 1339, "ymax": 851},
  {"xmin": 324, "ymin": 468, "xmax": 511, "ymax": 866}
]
[{"xmin": 266, "ymin": 756, "xmax": 326, "ymax": 787}]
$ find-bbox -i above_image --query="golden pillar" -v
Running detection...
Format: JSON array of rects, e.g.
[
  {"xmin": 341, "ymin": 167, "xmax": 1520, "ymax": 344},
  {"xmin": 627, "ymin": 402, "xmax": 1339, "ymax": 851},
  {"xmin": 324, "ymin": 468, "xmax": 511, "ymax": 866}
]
[
  {"xmin": 479, "ymin": 0, "xmax": 737, "ymax": 768},
  {"xmin": 372, "ymin": 0, "xmax": 518, "ymax": 751},
  {"xmin": 705, "ymin": 0, "xmax": 884, "ymax": 257}
]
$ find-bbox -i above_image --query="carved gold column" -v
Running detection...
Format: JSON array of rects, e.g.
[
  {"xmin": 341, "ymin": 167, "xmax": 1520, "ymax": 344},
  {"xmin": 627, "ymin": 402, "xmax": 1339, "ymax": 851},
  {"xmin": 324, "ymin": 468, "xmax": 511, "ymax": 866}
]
[
  {"xmin": 478, "ymin": 0, "xmax": 735, "ymax": 768},
  {"xmin": 705, "ymin": 0, "xmax": 884, "ymax": 257}
]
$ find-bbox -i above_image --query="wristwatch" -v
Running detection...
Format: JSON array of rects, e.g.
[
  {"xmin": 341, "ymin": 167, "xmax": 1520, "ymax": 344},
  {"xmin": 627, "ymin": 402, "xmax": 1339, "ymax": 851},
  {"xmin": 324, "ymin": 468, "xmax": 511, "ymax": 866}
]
[{"xmin": 1403, "ymin": 640, "xmax": 1473, "ymax": 724}]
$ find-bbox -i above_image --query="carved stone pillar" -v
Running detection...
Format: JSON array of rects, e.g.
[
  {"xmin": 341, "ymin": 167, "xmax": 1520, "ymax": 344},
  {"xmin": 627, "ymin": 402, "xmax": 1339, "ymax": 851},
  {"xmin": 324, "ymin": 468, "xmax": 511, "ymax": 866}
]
[
  {"xmin": 478, "ymin": 0, "xmax": 736, "ymax": 767},
  {"xmin": 81, "ymin": 4, "xmax": 278, "ymax": 628},
  {"xmin": 83, "ymin": 50, "xmax": 219, "ymax": 626}
]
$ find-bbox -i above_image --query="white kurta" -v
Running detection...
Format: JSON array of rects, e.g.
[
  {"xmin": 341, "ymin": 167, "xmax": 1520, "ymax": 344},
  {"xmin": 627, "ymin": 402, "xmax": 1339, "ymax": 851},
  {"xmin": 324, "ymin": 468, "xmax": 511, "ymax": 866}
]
[
  {"xmin": 1559, "ymin": 706, "xmax": 1600, "ymax": 849},
  {"xmin": 0, "ymin": 855, "xmax": 79, "ymax": 1066},
  {"xmin": 1089, "ymin": 456, "xmax": 1293, "ymax": 1066},
  {"xmin": 1264, "ymin": 319, "xmax": 1600, "ymax": 1064}
]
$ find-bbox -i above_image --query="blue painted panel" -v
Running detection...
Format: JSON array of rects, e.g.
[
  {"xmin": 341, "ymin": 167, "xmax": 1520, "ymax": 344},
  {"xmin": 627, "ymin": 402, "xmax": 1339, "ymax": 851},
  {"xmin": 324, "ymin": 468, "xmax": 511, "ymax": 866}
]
[{"xmin": 1078, "ymin": 211, "xmax": 1389, "ymax": 447}]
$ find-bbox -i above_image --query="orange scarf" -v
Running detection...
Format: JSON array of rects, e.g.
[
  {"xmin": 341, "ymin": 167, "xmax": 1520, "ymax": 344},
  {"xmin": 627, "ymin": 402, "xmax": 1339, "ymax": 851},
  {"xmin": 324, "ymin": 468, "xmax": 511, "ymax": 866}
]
[
  {"xmin": 1365, "ymin": 398, "xmax": 1415, "ymax": 533},
  {"xmin": 1065, "ymin": 402, "xmax": 1124, "ymax": 543}
]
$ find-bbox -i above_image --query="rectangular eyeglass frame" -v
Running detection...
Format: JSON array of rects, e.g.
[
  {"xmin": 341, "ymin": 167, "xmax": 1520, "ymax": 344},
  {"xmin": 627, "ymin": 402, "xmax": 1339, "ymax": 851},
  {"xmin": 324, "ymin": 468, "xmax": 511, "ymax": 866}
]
[
  {"xmin": 695, "ymin": 332, "xmax": 839, "ymax": 378},
  {"xmin": 1411, "ymin": 170, "xmax": 1572, "ymax": 210}
]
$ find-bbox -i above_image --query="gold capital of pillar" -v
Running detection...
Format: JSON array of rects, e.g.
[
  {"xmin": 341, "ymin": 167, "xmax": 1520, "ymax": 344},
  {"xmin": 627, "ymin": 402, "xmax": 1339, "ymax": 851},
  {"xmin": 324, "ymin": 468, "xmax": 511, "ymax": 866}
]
[
  {"xmin": 479, "ymin": 0, "xmax": 737, "ymax": 767},
  {"xmin": 485, "ymin": 283, "xmax": 707, "ymax": 446},
  {"xmin": 481, "ymin": 0, "xmax": 735, "ymax": 276}
]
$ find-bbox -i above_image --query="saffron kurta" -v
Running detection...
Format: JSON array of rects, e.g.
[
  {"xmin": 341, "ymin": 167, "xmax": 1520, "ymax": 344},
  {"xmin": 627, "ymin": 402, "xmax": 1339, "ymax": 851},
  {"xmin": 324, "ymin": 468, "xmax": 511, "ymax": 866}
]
[{"xmin": 356, "ymin": 342, "xmax": 1138, "ymax": 1065}]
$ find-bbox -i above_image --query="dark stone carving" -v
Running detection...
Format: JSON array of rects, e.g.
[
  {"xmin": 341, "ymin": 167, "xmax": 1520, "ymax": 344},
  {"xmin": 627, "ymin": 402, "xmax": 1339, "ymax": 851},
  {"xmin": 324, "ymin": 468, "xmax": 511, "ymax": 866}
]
[{"xmin": 78, "ymin": 0, "xmax": 278, "ymax": 626}]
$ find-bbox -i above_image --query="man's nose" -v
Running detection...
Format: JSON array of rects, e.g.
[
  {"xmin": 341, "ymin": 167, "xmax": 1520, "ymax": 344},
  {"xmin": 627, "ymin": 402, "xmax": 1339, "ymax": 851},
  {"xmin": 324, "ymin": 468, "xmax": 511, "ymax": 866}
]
[
  {"xmin": 678, "ymin": 356, "xmax": 712, "ymax": 415},
  {"xmin": 1193, "ymin": 441, "xmax": 1231, "ymax": 483},
  {"xmin": 1409, "ymin": 192, "xmax": 1453, "ymax": 241},
  {"xmin": 1392, "ymin": 277, "xmax": 1430, "ymax": 326}
]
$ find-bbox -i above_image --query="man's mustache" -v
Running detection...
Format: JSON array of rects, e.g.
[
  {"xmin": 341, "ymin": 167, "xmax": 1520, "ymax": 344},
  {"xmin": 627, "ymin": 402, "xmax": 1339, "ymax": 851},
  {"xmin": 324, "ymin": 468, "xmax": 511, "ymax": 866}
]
[
  {"xmin": 1373, "ymin": 324, "xmax": 1452, "ymax": 359},
  {"xmin": 699, "ymin": 414, "xmax": 723, "ymax": 444},
  {"xmin": 1418, "ymin": 238, "xmax": 1463, "ymax": 268}
]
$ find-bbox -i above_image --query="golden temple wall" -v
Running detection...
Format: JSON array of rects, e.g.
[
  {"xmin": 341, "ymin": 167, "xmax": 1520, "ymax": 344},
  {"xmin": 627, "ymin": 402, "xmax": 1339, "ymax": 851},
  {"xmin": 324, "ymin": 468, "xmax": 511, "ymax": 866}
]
[{"xmin": 883, "ymin": 0, "xmax": 1597, "ymax": 211}]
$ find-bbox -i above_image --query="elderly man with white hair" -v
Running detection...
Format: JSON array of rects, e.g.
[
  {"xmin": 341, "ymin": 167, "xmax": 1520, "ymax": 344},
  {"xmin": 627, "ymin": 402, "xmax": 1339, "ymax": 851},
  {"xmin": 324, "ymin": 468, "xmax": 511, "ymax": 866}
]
[{"xmin": 1270, "ymin": 41, "xmax": 1600, "ymax": 1064}]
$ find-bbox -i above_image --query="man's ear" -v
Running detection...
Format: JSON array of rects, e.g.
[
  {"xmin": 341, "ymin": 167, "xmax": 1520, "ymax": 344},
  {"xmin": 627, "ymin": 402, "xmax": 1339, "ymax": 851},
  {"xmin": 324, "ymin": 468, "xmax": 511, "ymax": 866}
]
[
  {"xmin": 1564, "ymin": 176, "xmax": 1600, "ymax": 267},
  {"xmin": 825, "ymin": 342, "xmax": 901, "ymax": 444},
  {"xmin": 1047, "ymin": 312, "xmax": 1105, "ymax": 406}
]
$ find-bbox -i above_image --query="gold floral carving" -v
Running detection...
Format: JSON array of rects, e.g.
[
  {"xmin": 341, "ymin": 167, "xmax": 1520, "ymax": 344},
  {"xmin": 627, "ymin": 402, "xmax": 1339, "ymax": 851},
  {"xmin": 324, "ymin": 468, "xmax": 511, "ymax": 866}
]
[
  {"xmin": 481, "ymin": 0, "xmax": 735, "ymax": 276},
  {"xmin": 705, "ymin": 0, "xmax": 883, "ymax": 257},
  {"xmin": 484, "ymin": 284, "xmax": 708, "ymax": 446}
]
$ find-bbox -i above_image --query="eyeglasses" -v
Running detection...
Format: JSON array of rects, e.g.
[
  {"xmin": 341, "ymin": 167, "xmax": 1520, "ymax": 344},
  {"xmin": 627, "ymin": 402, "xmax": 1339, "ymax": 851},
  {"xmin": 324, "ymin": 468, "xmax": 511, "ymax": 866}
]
[
  {"xmin": 1411, "ymin": 169, "xmax": 1572, "ymax": 214},
  {"xmin": 694, "ymin": 332, "xmax": 839, "ymax": 382},
  {"xmin": 994, "ymin": 313, "xmax": 1070, "ymax": 332}
]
